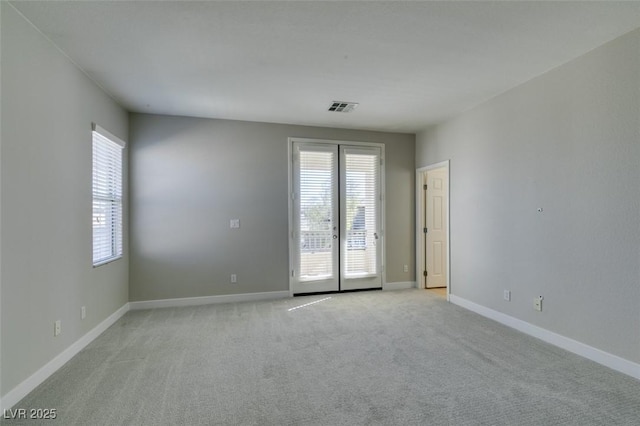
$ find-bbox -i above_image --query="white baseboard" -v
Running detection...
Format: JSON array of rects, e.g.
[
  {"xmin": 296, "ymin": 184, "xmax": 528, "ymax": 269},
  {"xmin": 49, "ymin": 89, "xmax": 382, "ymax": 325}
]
[
  {"xmin": 129, "ymin": 290, "xmax": 290, "ymax": 310},
  {"xmin": 449, "ymin": 294, "xmax": 640, "ymax": 380},
  {"xmin": 383, "ymin": 281, "xmax": 416, "ymax": 291},
  {"xmin": 1, "ymin": 302, "xmax": 130, "ymax": 411}
]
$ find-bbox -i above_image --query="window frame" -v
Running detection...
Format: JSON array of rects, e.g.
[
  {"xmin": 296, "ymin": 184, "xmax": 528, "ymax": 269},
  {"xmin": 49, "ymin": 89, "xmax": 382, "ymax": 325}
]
[{"xmin": 92, "ymin": 123, "xmax": 125, "ymax": 267}]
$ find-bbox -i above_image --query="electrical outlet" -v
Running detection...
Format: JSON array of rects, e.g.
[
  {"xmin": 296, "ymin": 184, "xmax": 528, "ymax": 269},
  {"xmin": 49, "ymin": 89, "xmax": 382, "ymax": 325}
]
[
  {"xmin": 81, "ymin": 306, "xmax": 86, "ymax": 320},
  {"xmin": 534, "ymin": 296, "xmax": 543, "ymax": 311},
  {"xmin": 403, "ymin": 264, "xmax": 408, "ymax": 273},
  {"xmin": 231, "ymin": 274, "xmax": 237, "ymax": 283},
  {"xmin": 229, "ymin": 219, "xmax": 240, "ymax": 229},
  {"xmin": 503, "ymin": 290, "xmax": 511, "ymax": 301},
  {"xmin": 54, "ymin": 320, "xmax": 61, "ymax": 337}
]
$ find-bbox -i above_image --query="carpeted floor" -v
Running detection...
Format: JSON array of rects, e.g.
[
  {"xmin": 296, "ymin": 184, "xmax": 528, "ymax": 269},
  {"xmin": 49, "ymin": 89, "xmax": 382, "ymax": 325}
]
[{"xmin": 3, "ymin": 289, "xmax": 640, "ymax": 425}]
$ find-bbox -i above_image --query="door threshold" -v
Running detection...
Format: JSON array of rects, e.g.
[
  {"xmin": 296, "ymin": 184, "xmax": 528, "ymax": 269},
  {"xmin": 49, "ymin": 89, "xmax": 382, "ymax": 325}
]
[{"xmin": 294, "ymin": 287, "xmax": 382, "ymax": 297}]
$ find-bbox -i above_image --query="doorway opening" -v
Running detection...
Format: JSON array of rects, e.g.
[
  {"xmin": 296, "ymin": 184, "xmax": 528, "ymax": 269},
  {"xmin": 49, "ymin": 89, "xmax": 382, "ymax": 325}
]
[
  {"xmin": 288, "ymin": 138, "xmax": 385, "ymax": 296},
  {"xmin": 416, "ymin": 161, "xmax": 450, "ymax": 300}
]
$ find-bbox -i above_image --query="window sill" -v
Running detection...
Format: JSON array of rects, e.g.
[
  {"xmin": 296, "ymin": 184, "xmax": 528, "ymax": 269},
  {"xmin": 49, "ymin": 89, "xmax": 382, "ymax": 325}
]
[{"xmin": 93, "ymin": 256, "xmax": 122, "ymax": 268}]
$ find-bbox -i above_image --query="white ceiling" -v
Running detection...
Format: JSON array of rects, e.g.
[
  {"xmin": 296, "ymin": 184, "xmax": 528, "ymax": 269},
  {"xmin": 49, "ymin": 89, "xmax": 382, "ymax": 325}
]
[{"xmin": 10, "ymin": 1, "xmax": 640, "ymax": 133}]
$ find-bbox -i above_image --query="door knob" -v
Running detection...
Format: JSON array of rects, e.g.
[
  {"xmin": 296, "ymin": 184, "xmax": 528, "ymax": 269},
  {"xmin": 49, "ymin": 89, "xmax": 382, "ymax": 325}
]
[{"xmin": 333, "ymin": 235, "xmax": 338, "ymax": 239}]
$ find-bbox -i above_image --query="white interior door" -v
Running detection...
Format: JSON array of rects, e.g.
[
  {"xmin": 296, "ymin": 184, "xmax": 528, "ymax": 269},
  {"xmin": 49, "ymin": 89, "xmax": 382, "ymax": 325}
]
[
  {"xmin": 425, "ymin": 168, "xmax": 448, "ymax": 288},
  {"xmin": 291, "ymin": 141, "xmax": 382, "ymax": 294}
]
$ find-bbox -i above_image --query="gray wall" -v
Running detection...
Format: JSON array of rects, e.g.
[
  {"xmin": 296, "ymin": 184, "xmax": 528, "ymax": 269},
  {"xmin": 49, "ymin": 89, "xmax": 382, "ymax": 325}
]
[
  {"xmin": 416, "ymin": 29, "xmax": 640, "ymax": 363},
  {"xmin": 1, "ymin": 3, "xmax": 129, "ymax": 396},
  {"xmin": 129, "ymin": 114, "xmax": 415, "ymax": 301}
]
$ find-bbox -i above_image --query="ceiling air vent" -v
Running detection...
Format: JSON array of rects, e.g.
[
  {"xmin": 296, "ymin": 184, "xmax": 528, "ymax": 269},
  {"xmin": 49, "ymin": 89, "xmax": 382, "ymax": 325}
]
[{"xmin": 328, "ymin": 101, "xmax": 359, "ymax": 113}]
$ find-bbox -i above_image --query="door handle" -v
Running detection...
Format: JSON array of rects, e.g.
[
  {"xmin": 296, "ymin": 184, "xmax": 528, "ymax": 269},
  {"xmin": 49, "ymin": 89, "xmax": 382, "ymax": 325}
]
[
  {"xmin": 374, "ymin": 233, "xmax": 379, "ymax": 240},
  {"xmin": 333, "ymin": 235, "xmax": 338, "ymax": 239}
]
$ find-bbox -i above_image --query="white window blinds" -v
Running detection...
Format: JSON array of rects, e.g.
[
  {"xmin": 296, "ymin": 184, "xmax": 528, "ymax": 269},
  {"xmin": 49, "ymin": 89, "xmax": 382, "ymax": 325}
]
[
  {"xmin": 344, "ymin": 150, "xmax": 380, "ymax": 277},
  {"xmin": 298, "ymin": 148, "xmax": 337, "ymax": 280},
  {"xmin": 92, "ymin": 124, "xmax": 124, "ymax": 266}
]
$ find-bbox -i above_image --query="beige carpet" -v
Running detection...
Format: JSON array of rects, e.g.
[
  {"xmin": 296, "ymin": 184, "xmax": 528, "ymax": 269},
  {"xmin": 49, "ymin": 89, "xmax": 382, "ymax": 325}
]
[{"xmin": 4, "ymin": 289, "xmax": 640, "ymax": 425}]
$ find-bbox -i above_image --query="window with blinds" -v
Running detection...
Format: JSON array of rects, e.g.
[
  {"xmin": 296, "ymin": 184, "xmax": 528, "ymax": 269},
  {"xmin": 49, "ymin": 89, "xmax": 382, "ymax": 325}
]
[
  {"xmin": 92, "ymin": 124, "xmax": 125, "ymax": 266},
  {"xmin": 344, "ymin": 151, "xmax": 379, "ymax": 277}
]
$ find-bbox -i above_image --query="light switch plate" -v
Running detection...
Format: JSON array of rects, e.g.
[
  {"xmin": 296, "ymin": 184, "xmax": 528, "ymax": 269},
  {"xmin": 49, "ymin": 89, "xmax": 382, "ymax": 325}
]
[{"xmin": 230, "ymin": 219, "xmax": 240, "ymax": 229}]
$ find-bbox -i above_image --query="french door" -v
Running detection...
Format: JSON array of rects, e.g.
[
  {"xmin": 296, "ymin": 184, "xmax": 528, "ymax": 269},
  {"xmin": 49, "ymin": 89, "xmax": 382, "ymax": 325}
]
[{"xmin": 290, "ymin": 140, "xmax": 383, "ymax": 294}]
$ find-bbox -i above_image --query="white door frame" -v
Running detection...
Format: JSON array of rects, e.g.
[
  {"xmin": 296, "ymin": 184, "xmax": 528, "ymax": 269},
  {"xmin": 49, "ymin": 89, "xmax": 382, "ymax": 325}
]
[
  {"xmin": 416, "ymin": 160, "xmax": 450, "ymax": 300},
  {"xmin": 288, "ymin": 137, "xmax": 386, "ymax": 296}
]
